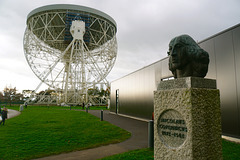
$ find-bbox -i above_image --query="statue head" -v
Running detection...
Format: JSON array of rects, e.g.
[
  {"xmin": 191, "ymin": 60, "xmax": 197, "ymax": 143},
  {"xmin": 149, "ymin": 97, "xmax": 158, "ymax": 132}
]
[{"xmin": 168, "ymin": 34, "xmax": 209, "ymax": 78}]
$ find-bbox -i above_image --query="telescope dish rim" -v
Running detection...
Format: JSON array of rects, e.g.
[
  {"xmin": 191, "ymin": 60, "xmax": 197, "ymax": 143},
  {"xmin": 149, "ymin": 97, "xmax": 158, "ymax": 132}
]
[{"xmin": 27, "ymin": 4, "xmax": 117, "ymax": 27}]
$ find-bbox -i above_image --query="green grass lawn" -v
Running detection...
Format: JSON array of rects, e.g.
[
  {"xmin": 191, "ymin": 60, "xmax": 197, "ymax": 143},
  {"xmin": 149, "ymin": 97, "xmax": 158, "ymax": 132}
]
[
  {"xmin": 100, "ymin": 148, "xmax": 154, "ymax": 160},
  {"xmin": 2, "ymin": 105, "xmax": 240, "ymax": 160},
  {"xmin": 222, "ymin": 139, "xmax": 240, "ymax": 159},
  {"xmin": 0, "ymin": 106, "xmax": 130, "ymax": 160},
  {"xmin": 100, "ymin": 139, "xmax": 240, "ymax": 160}
]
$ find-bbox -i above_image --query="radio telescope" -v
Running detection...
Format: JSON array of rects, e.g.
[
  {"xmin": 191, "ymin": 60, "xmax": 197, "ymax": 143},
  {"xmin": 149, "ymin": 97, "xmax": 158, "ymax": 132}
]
[{"xmin": 23, "ymin": 4, "xmax": 117, "ymax": 104}]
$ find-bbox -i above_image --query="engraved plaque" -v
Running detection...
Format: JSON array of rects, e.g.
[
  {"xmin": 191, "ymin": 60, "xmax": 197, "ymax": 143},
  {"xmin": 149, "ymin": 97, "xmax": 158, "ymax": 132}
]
[{"xmin": 157, "ymin": 109, "xmax": 187, "ymax": 148}]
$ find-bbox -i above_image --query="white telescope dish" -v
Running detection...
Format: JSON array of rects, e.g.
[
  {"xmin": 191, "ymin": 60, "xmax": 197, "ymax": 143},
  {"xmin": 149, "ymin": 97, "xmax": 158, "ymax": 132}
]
[{"xmin": 24, "ymin": 4, "xmax": 117, "ymax": 104}]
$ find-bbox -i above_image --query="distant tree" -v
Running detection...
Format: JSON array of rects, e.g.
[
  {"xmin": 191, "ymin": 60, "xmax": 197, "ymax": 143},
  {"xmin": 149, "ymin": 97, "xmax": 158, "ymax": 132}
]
[
  {"xmin": 38, "ymin": 89, "xmax": 55, "ymax": 95},
  {"xmin": 38, "ymin": 90, "xmax": 45, "ymax": 95},
  {"xmin": 3, "ymin": 86, "xmax": 17, "ymax": 106},
  {"xmin": 15, "ymin": 93, "xmax": 24, "ymax": 103},
  {"xmin": 2, "ymin": 86, "xmax": 24, "ymax": 105},
  {"xmin": 0, "ymin": 91, "xmax": 4, "ymax": 104},
  {"xmin": 87, "ymin": 87, "xmax": 109, "ymax": 97},
  {"xmin": 106, "ymin": 87, "xmax": 110, "ymax": 96},
  {"xmin": 99, "ymin": 89, "xmax": 105, "ymax": 97},
  {"xmin": 88, "ymin": 87, "xmax": 100, "ymax": 96},
  {"xmin": 45, "ymin": 89, "xmax": 55, "ymax": 95}
]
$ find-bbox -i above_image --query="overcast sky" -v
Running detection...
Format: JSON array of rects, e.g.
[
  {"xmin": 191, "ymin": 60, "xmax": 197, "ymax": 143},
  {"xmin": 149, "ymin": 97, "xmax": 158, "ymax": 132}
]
[{"xmin": 0, "ymin": 0, "xmax": 240, "ymax": 93}]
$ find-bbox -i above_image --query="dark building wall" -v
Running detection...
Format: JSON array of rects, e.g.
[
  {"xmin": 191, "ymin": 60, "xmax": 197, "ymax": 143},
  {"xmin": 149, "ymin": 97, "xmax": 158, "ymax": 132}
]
[
  {"xmin": 198, "ymin": 24, "xmax": 240, "ymax": 138},
  {"xmin": 110, "ymin": 58, "xmax": 172, "ymax": 119},
  {"xmin": 110, "ymin": 23, "xmax": 240, "ymax": 138}
]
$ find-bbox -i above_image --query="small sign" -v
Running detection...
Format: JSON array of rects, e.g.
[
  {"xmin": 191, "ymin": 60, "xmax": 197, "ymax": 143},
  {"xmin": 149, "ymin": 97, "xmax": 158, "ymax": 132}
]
[{"xmin": 157, "ymin": 109, "xmax": 187, "ymax": 148}]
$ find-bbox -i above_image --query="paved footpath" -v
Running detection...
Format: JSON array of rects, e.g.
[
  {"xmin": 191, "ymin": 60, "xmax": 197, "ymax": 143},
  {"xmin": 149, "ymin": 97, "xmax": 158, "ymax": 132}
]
[
  {"xmin": 36, "ymin": 110, "xmax": 149, "ymax": 160},
  {"xmin": 3, "ymin": 108, "xmax": 240, "ymax": 159},
  {"xmin": 0, "ymin": 109, "xmax": 21, "ymax": 120}
]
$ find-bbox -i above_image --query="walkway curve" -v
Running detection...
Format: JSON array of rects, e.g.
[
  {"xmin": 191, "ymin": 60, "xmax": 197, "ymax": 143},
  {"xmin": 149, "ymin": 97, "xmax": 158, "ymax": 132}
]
[
  {"xmin": 0, "ymin": 109, "xmax": 21, "ymax": 120},
  {"xmin": 36, "ymin": 110, "xmax": 148, "ymax": 160}
]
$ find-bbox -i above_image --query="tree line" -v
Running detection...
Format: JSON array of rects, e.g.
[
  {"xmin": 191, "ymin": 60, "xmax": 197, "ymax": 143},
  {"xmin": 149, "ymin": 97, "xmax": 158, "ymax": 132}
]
[
  {"xmin": 0, "ymin": 87, "xmax": 24, "ymax": 106},
  {"xmin": 0, "ymin": 86, "xmax": 110, "ymax": 106}
]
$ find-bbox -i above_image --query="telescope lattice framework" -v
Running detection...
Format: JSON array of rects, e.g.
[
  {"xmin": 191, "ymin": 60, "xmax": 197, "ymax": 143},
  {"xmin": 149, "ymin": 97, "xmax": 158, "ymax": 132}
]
[{"xmin": 24, "ymin": 4, "xmax": 117, "ymax": 104}]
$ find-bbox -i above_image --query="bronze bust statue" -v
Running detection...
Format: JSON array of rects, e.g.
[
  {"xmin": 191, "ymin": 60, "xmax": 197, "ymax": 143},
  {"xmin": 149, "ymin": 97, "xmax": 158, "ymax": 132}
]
[{"xmin": 168, "ymin": 35, "xmax": 209, "ymax": 78}]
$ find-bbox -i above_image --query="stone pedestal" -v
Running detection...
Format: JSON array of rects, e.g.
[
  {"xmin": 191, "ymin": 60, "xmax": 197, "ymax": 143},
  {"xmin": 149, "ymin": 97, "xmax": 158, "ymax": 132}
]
[{"xmin": 154, "ymin": 77, "xmax": 222, "ymax": 160}]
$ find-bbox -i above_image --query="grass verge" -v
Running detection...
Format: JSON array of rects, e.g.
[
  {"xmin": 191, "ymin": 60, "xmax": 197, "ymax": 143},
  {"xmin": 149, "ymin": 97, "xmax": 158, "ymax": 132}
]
[
  {"xmin": 0, "ymin": 106, "xmax": 130, "ymax": 160},
  {"xmin": 222, "ymin": 139, "xmax": 240, "ymax": 159},
  {"xmin": 100, "ymin": 148, "xmax": 154, "ymax": 160},
  {"xmin": 100, "ymin": 139, "xmax": 240, "ymax": 160}
]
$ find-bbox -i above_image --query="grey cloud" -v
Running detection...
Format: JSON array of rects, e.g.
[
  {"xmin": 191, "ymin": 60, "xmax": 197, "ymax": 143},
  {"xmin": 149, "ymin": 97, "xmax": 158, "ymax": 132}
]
[{"xmin": 1, "ymin": 0, "xmax": 240, "ymax": 91}]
